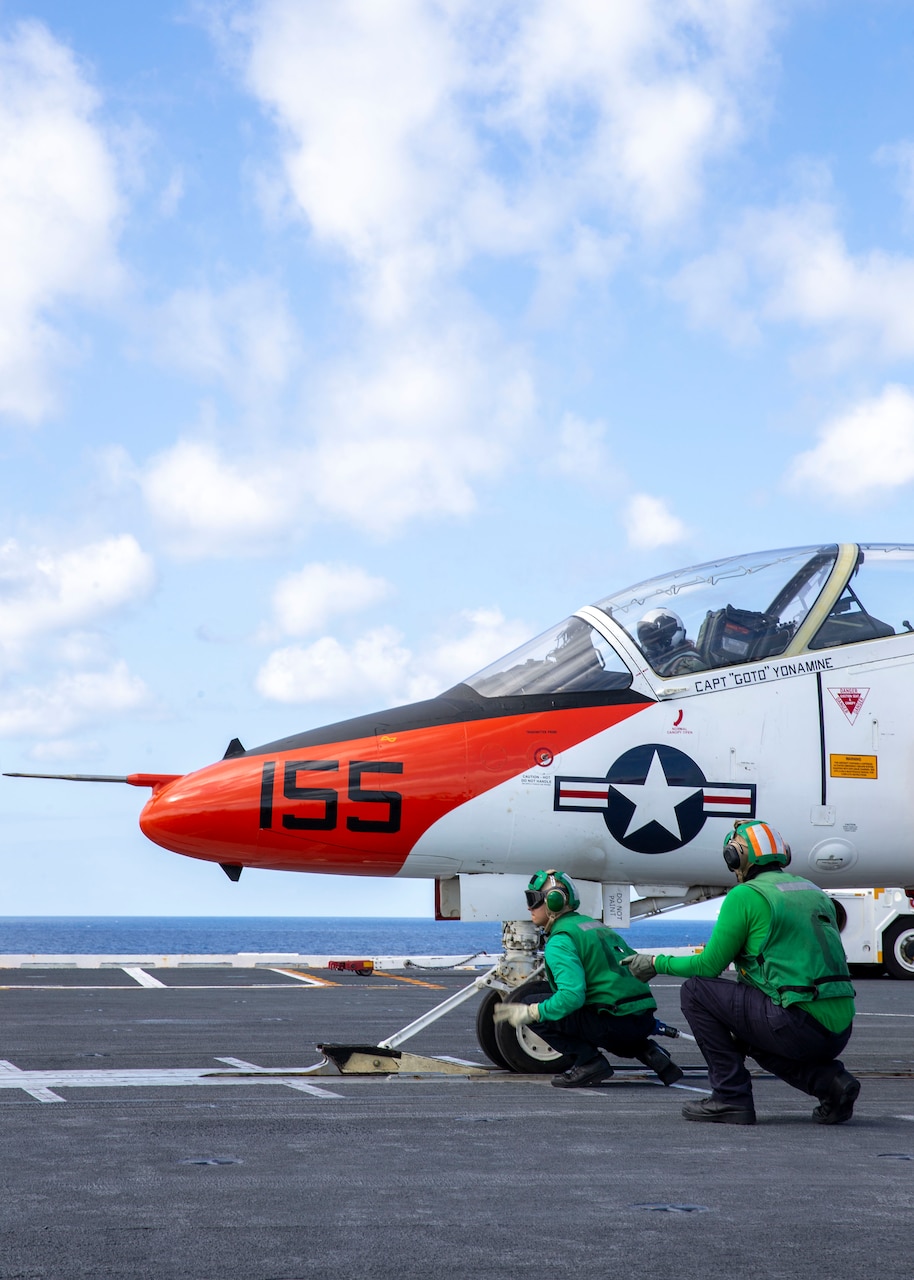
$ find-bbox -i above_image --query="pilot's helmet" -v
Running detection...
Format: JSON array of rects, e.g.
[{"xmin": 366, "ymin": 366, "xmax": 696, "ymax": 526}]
[
  {"xmin": 637, "ymin": 608, "xmax": 686, "ymax": 655},
  {"xmin": 525, "ymin": 869, "xmax": 580, "ymax": 917},
  {"xmin": 722, "ymin": 821, "xmax": 791, "ymax": 882}
]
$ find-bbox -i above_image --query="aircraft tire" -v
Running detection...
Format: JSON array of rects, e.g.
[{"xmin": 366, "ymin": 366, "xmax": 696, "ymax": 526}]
[
  {"xmin": 491, "ymin": 978, "xmax": 574, "ymax": 1074},
  {"xmin": 475, "ymin": 990, "xmax": 511, "ymax": 1069},
  {"xmin": 882, "ymin": 916, "xmax": 914, "ymax": 979}
]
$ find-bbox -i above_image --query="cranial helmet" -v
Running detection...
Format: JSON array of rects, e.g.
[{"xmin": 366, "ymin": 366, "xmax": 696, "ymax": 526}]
[
  {"xmin": 637, "ymin": 608, "xmax": 686, "ymax": 655},
  {"xmin": 525, "ymin": 868, "xmax": 580, "ymax": 915},
  {"xmin": 723, "ymin": 820, "xmax": 791, "ymax": 882}
]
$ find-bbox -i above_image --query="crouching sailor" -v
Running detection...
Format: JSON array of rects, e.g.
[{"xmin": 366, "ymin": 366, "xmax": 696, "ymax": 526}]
[
  {"xmin": 493, "ymin": 869, "xmax": 683, "ymax": 1089},
  {"xmin": 624, "ymin": 820, "xmax": 859, "ymax": 1126}
]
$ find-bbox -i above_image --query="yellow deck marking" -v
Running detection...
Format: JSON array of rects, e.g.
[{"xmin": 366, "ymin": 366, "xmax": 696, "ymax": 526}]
[{"xmin": 372, "ymin": 970, "xmax": 445, "ymax": 989}]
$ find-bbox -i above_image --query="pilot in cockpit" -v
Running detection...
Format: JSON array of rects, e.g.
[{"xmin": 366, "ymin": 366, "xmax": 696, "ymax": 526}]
[{"xmin": 636, "ymin": 608, "xmax": 704, "ymax": 677}]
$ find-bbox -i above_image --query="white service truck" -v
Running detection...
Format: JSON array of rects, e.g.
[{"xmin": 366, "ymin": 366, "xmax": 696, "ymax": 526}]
[{"xmin": 826, "ymin": 888, "xmax": 914, "ymax": 979}]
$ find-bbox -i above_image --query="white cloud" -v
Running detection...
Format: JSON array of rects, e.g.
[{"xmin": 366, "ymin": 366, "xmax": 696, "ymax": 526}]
[
  {"xmin": 309, "ymin": 322, "xmax": 534, "ymax": 533},
  {"xmin": 785, "ymin": 384, "xmax": 914, "ymax": 501},
  {"xmin": 672, "ymin": 200, "xmax": 914, "ymax": 364},
  {"xmin": 0, "ymin": 660, "xmax": 150, "ymax": 737},
  {"xmin": 528, "ymin": 226, "xmax": 627, "ymax": 323},
  {"xmin": 149, "ymin": 277, "xmax": 300, "ymax": 409},
  {"xmin": 0, "ymin": 534, "xmax": 155, "ymax": 661},
  {"xmin": 237, "ymin": 0, "xmax": 472, "ymax": 322},
  {"xmin": 0, "ymin": 20, "xmax": 123, "ymax": 421},
  {"xmin": 551, "ymin": 413, "xmax": 616, "ymax": 487},
  {"xmin": 495, "ymin": 0, "xmax": 770, "ymax": 231},
  {"xmin": 255, "ymin": 607, "xmax": 530, "ymax": 706},
  {"xmin": 139, "ymin": 319, "xmax": 535, "ymax": 549},
  {"xmin": 411, "ymin": 608, "xmax": 532, "ymax": 698},
  {"xmin": 875, "ymin": 140, "xmax": 914, "ymax": 219},
  {"xmin": 140, "ymin": 439, "xmax": 300, "ymax": 558},
  {"xmin": 623, "ymin": 493, "xmax": 689, "ymax": 549},
  {"xmin": 255, "ymin": 626, "xmax": 412, "ymax": 705},
  {"xmin": 234, "ymin": 0, "xmax": 778, "ymax": 319},
  {"xmin": 159, "ymin": 166, "xmax": 185, "ymax": 218},
  {"xmin": 168, "ymin": 0, "xmax": 775, "ymax": 556},
  {"xmin": 271, "ymin": 563, "xmax": 392, "ymax": 636}
]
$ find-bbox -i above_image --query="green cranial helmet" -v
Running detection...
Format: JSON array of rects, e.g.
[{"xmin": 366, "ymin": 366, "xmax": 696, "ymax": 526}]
[
  {"xmin": 722, "ymin": 820, "xmax": 791, "ymax": 881},
  {"xmin": 525, "ymin": 868, "xmax": 580, "ymax": 915}
]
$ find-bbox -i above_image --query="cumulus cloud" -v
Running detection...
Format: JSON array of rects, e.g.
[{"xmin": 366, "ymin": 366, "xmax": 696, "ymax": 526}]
[
  {"xmin": 255, "ymin": 626, "xmax": 412, "ymax": 705},
  {"xmin": 139, "ymin": 439, "xmax": 300, "ymax": 558},
  {"xmin": 0, "ymin": 20, "xmax": 123, "ymax": 421},
  {"xmin": 149, "ymin": 277, "xmax": 300, "ymax": 410},
  {"xmin": 309, "ymin": 322, "xmax": 534, "ymax": 533},
  {"xmin": 255, "ymin": 607, "xmax": 530, "ymax": 706},
  {"xmin": 0, "ymin": 534, "xmax": 155, "ymax": 661},
  {"xmin": 139, "ymin": 318, "xmax": 535, "ymax": 551},
  {"xmin": 270, "ymin": 563, "xmax": 392, "ymax": 636},
  {"xmin": 672, "ymin": 200, "xmax": 914, "ymax": 364},
  {"xmin": 623, "ymin": 493, "xmax": 689, "ymax": 549},
  {"xmin": 233, "ymin": 0, "xmax": 778, "ymax": 320},
  {"xmin": 492, "ymin": 0, "xmax": 772, "ymax": 232},
  {"xmin": 785, "ymin": 384, "xmax": 914, "ymax": 501},
  {"xmin": 147, "ymin": 0, "xmax": 775, "ymax": 556},
  {"xmin": 0, "ymin": 660, "xmax": 150, "ymax": 737},
  {"xmin": 875, "ymin": 140, "xmax": 914, "ymax": 220},
  {"xmin": 550, "ymin": 413, "xmax": 616, "ymax": 488}
]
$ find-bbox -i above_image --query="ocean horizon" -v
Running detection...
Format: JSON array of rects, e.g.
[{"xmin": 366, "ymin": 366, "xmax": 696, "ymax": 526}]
[{"xmin": 0, "ymin": 915, "xmax": 715, "ymax": 955}]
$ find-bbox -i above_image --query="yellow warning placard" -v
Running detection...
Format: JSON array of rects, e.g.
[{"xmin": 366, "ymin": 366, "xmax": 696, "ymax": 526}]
[{"xmin": 829, "ymin": 754, "xmax": 878, "ymax": 779}]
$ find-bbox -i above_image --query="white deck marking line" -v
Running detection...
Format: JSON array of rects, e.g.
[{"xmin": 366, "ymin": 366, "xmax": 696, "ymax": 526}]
[
  {"xmin": 0, "ymin": 1057, "xmax": 343, "ymax": 1102},
  {"xmin": 0, "ymin": 1059, "xmax": 65, "ymax": 1103},
  {"xmin": 121, "ymin": 966, "xmax": 166, "ymax": 987},
  {"xmin": 0, "ymin": 982, "xmax": 340, "ymax": 991},
  {"xmin": 213, "ymin": 1056, "xmax": 343, "ymax": 1098},
  {"xmin": 277, "ymin": 1079, "xmax": 346, "ymax": 1097},
  {"xmin": 855, "ymin": 1011, "xmax": 914, "ymax": 1018},
  {"xmin": 269, "ymin": 968, "xmax": 331, "ymax": 986}
]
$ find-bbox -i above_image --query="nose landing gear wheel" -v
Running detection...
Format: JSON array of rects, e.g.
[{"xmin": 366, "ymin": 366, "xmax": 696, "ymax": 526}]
[
  {"xmin": 488, "ymin": 978, "xmax": 575, "ymax": 1074},
  {"xmin": 475, "ymin": 989, "xmax": 511, "ymax": 1069}
]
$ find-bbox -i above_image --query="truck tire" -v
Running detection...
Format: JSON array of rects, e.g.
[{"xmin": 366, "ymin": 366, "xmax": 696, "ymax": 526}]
[
  {"xmin": 491, "ymin": 978, "xmax": 575, "ymax": 1074},
  {"xmin": 882, "ymin": 916, "xmax": 914, "ymax": 979}
]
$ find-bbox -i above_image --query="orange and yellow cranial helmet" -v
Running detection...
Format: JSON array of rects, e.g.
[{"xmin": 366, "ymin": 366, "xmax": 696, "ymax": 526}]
[{"xmin": 722, "ymin": 820, "xmax": 791, "ymax": 880}]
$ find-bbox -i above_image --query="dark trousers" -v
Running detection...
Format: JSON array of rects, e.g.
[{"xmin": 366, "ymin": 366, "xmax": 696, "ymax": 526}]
[
  {"xmin": 533, "ymin": 1006, "xmax": 659, "ymax": 1066},
  {"xmin": 680, "ymin": 977, "xmax": 852, "ymax": 1105}
]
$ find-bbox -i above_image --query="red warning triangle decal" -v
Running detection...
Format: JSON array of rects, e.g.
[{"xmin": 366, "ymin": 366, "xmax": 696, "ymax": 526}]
[{"xmin": 828, "ymin": 686, "xmax": 869, "ymax": 724}]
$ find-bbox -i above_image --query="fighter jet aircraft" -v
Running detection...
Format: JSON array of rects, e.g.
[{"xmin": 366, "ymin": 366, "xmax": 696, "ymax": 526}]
[{"xmin": 9, "ymin": 542, "xmax": 914, "ymax": 1069}]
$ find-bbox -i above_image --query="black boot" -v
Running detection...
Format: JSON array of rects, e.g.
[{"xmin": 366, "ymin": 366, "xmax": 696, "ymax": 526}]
[
  {"xmin": 682, "ymin": 1096, "xmax": 756, "ymax": 1125},
  {"xmin": 635, "ymin": 1040, "xmax": 684, "ymax": 1086},
  {"xmin": 812, "ymin": 1070, "xmax": 860, "ymax": 1124},
  {"xmin": 552, "ymin": 1055, "xmax": 614, "ymax": 1089}
]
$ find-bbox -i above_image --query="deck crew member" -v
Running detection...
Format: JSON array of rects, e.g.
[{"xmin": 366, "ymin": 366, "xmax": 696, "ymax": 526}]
[
  {"xmin": 493, "ymin": 869, "xmax": 684, "ymax": 1089},
  {"xmin": 624, "ymin": 820, "xmax": 859, "ymax": 1126}
]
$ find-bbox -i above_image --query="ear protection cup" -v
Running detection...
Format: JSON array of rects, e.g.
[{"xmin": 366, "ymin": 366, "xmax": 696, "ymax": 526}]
[
  {"xmin": 526, "ymin": 868, "xmax": 580, "ymax": 913},
  {"xmin": 545, "ymin": 885, "xmax": 569, "ymax": 912},
  {"xmin": 723, "ymin": 821, "xmax": 790, "ymax": 876},
  {"xmin": 723, "ymin": 836, "xmax": 743, "ymax": 872}
]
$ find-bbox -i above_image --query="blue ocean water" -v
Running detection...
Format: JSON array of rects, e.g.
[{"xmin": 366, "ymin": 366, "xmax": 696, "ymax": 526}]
[{"xmin": 0, "ymin": 916, "xmax": 715, "ymax": 955}]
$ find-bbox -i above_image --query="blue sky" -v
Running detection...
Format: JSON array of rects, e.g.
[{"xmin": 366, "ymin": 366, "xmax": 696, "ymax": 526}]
[{"xmin": 2, "ymin": 1, "xmax": 914, "ymax": 916}]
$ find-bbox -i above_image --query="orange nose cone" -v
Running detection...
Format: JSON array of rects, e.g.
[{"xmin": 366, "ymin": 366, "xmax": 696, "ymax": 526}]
[{"xmin": 139, "ymin": 759, "xmax": 263, "ymax": 864}]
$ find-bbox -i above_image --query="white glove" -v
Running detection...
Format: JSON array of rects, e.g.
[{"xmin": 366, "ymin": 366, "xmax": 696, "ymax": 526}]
[
  {"xmin": 492, "ymin": 1001, "xmax": 540, "ymax": 1027},
  {"xmin": 622, "ymin": 953, "xmax": 657, "ymax": 982}
]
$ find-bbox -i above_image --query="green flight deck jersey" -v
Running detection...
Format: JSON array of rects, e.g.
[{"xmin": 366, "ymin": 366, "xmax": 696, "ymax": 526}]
[
  {"xmin": 538, "ymin": 912, "xmax": 657, "ymax": 1023},
  {"xmin": 653, "ymin": 869, "xmax": 855, "ymax": 1033}
]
